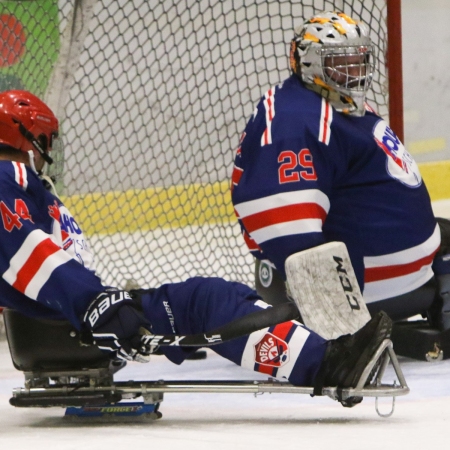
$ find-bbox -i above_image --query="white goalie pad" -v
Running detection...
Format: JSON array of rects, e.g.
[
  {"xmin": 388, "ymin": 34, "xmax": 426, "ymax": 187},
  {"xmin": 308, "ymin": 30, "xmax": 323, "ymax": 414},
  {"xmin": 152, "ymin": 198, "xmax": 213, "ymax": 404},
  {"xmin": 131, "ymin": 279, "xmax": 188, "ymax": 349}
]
[{"xmin": 285, "ymin": 242, "xmax": 371, "ymax": 340}]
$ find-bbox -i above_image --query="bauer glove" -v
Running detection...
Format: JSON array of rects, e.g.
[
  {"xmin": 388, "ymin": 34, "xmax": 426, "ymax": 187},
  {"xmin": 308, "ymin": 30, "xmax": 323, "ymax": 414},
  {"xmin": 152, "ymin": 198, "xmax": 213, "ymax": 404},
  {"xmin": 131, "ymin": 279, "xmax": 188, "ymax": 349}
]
[{"xmin": 82, "ymin": 289, "xmax": 153, "ymax": 362}]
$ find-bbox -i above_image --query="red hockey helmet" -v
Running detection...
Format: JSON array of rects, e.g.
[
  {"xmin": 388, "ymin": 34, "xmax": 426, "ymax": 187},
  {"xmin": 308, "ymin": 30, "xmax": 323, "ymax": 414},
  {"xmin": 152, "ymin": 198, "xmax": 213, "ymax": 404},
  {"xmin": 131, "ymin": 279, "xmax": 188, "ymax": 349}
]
[{"xmin": 0, "ymin": 90, "xmax": 59, "ymax": 164}]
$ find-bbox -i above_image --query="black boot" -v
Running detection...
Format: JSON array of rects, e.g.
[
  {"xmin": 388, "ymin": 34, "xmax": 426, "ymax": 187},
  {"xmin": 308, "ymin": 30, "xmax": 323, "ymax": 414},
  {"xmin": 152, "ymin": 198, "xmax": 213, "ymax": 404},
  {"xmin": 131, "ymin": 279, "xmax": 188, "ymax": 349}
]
[
  {"xmin": 313, "ymin": 311, "xmax": 392, "ymax": 405},
  {"xmin": 427, "ymin": 274, "xmax": 450, "ymax": 331}
]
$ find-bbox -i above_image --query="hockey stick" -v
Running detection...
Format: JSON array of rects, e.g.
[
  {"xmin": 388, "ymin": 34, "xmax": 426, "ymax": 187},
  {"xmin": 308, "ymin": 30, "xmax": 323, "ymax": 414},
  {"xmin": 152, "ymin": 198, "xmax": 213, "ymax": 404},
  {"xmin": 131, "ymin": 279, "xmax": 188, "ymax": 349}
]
[{"xmin": 140, "ymin": 301, "xmax": 299, "ymax": 348}]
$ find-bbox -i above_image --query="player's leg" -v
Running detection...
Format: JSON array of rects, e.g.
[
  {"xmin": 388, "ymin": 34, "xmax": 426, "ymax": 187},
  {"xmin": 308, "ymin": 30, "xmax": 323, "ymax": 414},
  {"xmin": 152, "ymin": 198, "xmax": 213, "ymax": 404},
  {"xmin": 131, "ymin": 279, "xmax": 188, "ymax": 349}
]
[
  {"xmin": 365, "ymin": 277, "xmax": 437, "ymax": 321},
  {"xmin": 367, "ymin": 218, "xmax": 450, "ymax": 327},
  {"xmin": 136, "ymin": 277, "xmax": 391, "ymax": 389},
  {"xmin": 427, "ymin": 217, "xmax": 450, "ymax": 330},
  {"xmin": 135, "ymin": 277, "xmax": 325, "ymax": 385}
]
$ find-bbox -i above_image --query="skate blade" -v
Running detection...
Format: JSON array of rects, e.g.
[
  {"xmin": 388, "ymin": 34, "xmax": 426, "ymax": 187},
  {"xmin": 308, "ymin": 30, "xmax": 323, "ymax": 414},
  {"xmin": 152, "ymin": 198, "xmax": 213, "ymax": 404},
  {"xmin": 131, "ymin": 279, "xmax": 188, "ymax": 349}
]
[{"xmin": 64, "ymin": 401, "xmax": 162, "ymax": 421}]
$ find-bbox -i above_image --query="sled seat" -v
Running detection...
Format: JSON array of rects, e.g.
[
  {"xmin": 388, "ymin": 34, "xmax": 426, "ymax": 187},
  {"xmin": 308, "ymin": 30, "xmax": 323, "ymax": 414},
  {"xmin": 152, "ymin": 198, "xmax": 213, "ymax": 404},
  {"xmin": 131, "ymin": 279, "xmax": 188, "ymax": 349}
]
[{"xmin": 3, "ymin": 308, "xmax": 111, "ymax": 372}]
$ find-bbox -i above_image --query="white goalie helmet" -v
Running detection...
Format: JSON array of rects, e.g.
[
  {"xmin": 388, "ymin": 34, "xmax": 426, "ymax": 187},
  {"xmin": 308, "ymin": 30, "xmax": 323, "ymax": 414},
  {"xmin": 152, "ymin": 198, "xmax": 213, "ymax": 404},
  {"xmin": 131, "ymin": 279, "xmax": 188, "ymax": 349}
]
[{"xmin": 290, "ymin": 11, "xmax": 375, "ymax": 116}]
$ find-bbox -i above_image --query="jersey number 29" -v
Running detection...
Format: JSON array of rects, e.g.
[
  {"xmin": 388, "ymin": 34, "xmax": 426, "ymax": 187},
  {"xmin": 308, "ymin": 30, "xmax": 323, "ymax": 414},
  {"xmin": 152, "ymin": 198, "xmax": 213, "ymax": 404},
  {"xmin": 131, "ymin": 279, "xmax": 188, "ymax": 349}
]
[{"xmin": 278, "ymin": 149, "xmax": 317, "ymax": 184}]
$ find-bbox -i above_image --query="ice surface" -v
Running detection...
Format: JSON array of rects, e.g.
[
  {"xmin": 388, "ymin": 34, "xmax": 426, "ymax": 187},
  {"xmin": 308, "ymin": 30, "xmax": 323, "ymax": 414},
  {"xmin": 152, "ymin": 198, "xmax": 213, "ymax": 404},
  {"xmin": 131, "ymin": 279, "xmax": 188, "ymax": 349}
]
[
  {"xmin": 1, "ymin": 200, "xmax": 449, "ymax": 447},
  {"xmin": 1, "ymin": 337, "xmax": 450, "ymax": 450}
]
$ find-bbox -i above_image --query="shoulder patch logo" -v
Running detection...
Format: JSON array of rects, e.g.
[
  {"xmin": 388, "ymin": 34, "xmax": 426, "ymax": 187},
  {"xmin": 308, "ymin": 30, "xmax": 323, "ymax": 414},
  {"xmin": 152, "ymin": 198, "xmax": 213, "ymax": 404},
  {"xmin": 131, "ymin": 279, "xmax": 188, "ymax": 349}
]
[
  {"xmin": 373, "ymin": 120, "xmax": 422, "ymax": 187},
  {"xmin": 258, "ymin": 260, "xmax": 273, "ymax": 288}
]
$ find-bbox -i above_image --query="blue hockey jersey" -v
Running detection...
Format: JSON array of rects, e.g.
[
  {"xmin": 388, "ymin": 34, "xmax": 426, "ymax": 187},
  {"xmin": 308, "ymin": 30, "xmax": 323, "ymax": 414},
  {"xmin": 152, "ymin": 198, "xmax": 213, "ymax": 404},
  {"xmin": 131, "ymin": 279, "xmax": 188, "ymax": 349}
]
[
  {"xmin": 0, "ymin": 161, "xmax": 105, "ymax": 328},
  {"xmin": 0, "ymin": 159, "xmax": 328, "ymax": 388},
  {"xmin": 231, "ymin": 75, "xmax": 440, "ymax": 304}
]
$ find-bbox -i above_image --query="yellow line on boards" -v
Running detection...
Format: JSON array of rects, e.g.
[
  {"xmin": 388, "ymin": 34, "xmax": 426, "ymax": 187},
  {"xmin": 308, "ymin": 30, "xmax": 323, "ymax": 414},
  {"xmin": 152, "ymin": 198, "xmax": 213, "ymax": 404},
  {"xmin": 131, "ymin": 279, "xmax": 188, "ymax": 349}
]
[
  {"xmin": 61, "ymin": 180, "xmax": 235, "ymax": 235},
  {"xmin": 420, "ymin": 160, "xmax": 450, "ymax": 202},
  {"xmin": 61, "ymin": 161, "xmax": 450, "ymax": 235},
  {"xmin": 409, "ymin": 138, "xmax": 446, "ymax": 155}
]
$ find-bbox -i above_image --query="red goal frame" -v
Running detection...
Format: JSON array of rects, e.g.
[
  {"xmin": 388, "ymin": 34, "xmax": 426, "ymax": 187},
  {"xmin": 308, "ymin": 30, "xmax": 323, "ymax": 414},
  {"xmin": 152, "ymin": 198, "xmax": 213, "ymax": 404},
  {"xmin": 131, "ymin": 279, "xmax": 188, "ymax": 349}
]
[{"xmin": 387, "ymin": 0, "xmax": 404, "ymax": 142}]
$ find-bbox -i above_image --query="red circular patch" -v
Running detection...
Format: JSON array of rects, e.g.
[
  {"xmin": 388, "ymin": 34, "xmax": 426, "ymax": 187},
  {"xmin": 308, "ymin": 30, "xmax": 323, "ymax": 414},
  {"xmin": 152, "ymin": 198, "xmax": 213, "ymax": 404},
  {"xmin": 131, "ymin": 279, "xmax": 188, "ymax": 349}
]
[{"xmin": 0, "ymin": 14, "xmax": 26, "ymax": 68}]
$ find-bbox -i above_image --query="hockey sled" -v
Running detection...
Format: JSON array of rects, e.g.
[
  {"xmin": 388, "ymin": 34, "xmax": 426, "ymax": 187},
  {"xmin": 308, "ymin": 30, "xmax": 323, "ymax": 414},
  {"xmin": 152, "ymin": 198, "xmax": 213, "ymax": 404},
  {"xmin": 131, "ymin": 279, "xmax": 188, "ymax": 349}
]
[{"xmin": 4, "ymin": 309, "xmax": 409, "ymax": 419}]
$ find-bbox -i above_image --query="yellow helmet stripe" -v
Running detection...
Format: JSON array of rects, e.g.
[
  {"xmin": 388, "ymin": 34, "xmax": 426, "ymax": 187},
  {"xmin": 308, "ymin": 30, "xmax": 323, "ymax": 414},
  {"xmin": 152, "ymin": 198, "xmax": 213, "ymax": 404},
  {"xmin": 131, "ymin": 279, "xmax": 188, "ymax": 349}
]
[
  {"xmin": 337, "ymin": 13, "xmax": 357, "ymax": 25},
  {"xmin": 303, "ymin": 32, "xmax": 321, "ymax": 43},
  {"xmin": 313, "ymin": 76, "xmax": 331, "ymax": 89},
  {"xmin": 332, "ymin": 22, "xmax": 347, "ymax": 35}
]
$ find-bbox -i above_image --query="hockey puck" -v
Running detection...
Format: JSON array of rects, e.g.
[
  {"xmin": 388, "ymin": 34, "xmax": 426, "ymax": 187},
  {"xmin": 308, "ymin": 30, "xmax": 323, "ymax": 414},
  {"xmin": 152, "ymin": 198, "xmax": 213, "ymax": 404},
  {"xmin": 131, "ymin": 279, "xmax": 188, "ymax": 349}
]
[{"xmin": 186, "ymin": 350, "xmax": 207, "ymax": 360}]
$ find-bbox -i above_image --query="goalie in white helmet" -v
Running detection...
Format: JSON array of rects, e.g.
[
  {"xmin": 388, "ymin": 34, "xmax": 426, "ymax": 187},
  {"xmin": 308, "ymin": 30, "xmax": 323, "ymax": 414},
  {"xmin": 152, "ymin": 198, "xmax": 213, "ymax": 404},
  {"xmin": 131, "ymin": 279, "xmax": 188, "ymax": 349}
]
[
  {"xmin": 290, "ymin": 11, "xmax": 375, "ymax": 116},
  {"xmin": 232, "ymin": 10, "xmax": 450, "ymax": 345}
]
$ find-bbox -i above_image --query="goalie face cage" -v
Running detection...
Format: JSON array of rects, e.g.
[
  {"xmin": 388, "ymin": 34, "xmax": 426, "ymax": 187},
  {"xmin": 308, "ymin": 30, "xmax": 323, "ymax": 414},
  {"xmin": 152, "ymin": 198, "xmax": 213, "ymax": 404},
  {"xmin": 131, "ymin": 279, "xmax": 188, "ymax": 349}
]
[{"xmin": 0, "ymin": 0, "xmax": 402, "ymax": 290}]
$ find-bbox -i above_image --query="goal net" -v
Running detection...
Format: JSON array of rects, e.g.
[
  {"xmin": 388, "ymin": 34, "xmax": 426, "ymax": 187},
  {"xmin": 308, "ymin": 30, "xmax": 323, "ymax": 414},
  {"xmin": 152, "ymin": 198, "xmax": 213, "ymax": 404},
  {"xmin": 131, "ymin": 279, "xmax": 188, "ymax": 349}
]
[{"xmin": 0, "ymin": 0, "xmax": 394, "ymax": 290}]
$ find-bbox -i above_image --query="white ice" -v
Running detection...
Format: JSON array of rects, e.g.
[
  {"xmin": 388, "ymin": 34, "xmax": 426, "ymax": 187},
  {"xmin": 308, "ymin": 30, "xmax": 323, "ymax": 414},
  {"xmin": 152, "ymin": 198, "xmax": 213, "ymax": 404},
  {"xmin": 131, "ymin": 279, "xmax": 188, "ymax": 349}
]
[
  {"xmin": 1, "ymin": 200, "xmax": 450, "ymax": 449},
  {"xmin": 1, "ymin": 337, "xmax": 450, "ymax": 450}
]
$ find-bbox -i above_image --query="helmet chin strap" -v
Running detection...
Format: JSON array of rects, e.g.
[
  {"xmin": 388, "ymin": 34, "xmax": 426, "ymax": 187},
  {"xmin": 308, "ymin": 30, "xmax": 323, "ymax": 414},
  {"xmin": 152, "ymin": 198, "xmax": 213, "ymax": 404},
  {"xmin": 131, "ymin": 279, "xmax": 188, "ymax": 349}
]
[
  {"xmin": 305, "ymin": 77, "xmax": 365, "ymax": 117},
  {"xmin": 27, "ymin": 151, "xmax": 59, "ymax": 196},
  {"xmin": 27, "ymin": 150, "xmax": 39, "ymax": 174},
  {"xmin": 19, "ymin": 123, "xmax": 53, "ymax": 165}
]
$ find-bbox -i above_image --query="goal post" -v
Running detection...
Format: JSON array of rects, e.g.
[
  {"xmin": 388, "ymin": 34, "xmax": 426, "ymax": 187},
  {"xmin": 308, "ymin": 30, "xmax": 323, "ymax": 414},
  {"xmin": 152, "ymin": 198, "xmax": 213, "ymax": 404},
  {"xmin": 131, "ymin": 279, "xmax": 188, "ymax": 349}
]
[
  {"xmin": 0, "ymin": 0, "xmax": 403, "ymax": 290},
  {"xmin": 386, "ymin": 0, "xmax": 404, "ymax": 142}
]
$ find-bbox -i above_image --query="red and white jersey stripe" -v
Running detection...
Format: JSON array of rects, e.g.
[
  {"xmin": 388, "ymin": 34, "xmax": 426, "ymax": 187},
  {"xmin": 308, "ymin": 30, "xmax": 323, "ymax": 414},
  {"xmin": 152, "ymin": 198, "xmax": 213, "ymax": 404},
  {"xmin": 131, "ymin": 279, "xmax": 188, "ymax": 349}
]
[
  {"xmin": 12, "ymin": 162, "xmax": 28, "ymax": 190},
  {"xmin": 319, "ymin": 98, "xmax": 333, "ymax": 145},
  {"xmin": 241, "ymin": 301, "xmax": 309, "ymax": 380},
  {"xmin": 3, "ymin": 229, "xmax": 74, "ymax": 300},
  {"xmin": 233, "ymin": 190, "xmax": 330, "ymax": 245},
  {"xmin": 231, "ymin": 165, "xmax": 243, "ymax": 190},
  {"xmin": 242, "ymin": 228, "xmax": 261, "ymax": 252},
  {"xmin": 363, "ymin": 224, "xmax": 440, "ymax": 302},
  {"xmin": 261, "ymin": 86, "xmax": 276, "ymax": 147}
]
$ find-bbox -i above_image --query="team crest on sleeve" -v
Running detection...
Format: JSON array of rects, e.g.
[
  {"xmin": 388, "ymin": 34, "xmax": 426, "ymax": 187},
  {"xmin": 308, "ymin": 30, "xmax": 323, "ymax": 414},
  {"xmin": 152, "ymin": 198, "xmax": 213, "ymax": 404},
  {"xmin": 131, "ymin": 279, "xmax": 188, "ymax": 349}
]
[
  {"xmin": 373, "ymin": 120, "xmax": 422, "ymax": 187},
  {"xmin": 254, "ymin": 332, "xmax": 289, "ymax": 367}
]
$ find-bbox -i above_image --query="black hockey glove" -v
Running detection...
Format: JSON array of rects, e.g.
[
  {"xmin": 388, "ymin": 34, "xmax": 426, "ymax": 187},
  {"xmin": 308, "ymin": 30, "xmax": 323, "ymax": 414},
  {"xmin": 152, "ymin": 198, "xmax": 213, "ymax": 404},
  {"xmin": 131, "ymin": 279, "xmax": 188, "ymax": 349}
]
[{"xmin": 82, "ymin": 289, "xmax": 153, "ymax": 362}]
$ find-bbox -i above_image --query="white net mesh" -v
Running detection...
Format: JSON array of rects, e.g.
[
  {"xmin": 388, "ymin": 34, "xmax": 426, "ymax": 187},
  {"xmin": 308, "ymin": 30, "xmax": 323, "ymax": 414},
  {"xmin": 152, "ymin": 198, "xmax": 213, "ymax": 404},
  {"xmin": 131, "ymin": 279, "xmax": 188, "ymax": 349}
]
[{"xmin": 0, "ymin": 0, "xmax": 389, "ymax": 289}]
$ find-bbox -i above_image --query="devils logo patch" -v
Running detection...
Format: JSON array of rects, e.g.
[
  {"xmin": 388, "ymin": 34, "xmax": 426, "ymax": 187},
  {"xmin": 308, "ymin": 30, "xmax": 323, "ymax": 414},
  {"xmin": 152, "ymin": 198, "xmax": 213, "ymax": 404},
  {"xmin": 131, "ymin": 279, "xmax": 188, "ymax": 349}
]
[{"xmin": 254, "ymin": 332, "xmax": 289, "ymax": 367}]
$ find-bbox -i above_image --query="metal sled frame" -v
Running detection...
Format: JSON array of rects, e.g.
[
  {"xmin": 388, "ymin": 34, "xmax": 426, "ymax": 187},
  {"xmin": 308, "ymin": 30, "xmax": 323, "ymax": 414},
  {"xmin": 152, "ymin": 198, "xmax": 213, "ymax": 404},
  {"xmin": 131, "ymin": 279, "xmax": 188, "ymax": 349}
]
[{"xmin": 10, "ymin": 339, "xmax": 409, "ymax": 418}]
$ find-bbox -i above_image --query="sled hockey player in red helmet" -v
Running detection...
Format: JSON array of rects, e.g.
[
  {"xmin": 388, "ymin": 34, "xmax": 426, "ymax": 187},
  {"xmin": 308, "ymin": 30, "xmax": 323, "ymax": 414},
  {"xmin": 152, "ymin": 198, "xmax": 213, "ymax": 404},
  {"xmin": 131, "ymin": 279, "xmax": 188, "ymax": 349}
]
[{"xmin": 0, "ymin": 78, "xmax": 392, "ymax": 406}]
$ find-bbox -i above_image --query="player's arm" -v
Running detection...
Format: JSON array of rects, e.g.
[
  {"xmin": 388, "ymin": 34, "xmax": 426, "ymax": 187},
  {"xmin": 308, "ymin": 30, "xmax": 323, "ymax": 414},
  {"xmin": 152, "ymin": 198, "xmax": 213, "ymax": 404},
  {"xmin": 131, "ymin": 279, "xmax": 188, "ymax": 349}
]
[
  {"xmin": 0, "ymin": 169, "xmax": 152, "ymax": 361},
  {"xmin": 0, "ymin": 192, "xmax": 102, "ymax": 325},
  {"xmin": 232, "ymin": 131, "xmax": 333, "ymax": 279}
]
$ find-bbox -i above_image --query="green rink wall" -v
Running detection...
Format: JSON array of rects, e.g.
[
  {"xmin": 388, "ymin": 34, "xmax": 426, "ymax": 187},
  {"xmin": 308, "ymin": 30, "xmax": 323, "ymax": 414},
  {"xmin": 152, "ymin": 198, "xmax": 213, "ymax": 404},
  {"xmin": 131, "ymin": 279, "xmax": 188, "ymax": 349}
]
[
  {"xmin": 61, "ymin": 160, "xmax": 450, "ymax": 236},
  {"xmin": 0, "ymin": 1, "xmax": 60, "ymax": 95}
]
